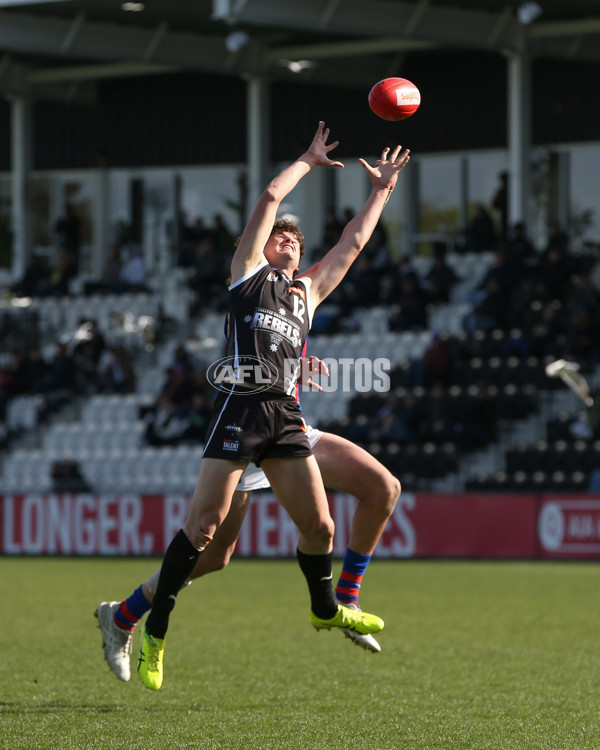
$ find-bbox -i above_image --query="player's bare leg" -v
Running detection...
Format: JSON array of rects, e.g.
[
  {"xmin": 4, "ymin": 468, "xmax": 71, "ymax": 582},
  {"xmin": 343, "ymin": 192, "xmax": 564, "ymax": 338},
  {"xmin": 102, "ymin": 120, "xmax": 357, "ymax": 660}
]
[
  {"xmin": 314, "ymin": 433, "xmax": 400, "ymax": 556},
  {"xmin": 138, "ymin": 458, "xmax": 246, "ymax": 689},
  {"xmin": 96, "ymin": 490, "xmax": 251, "ymax": 683},
  {"xmin": 97, "ymin": 437, "xmax": 398, "ymax": 680},
  {"xmin": 142, "ymin": 490, "xmax": 252, "ymax": 600},
  {"xmin": 313, "ymin": 433, "xmax": 400, "ymax": 651},
  {"xmin": 262, "ymin": 454, "xmax": 384, "ymax": 638}
]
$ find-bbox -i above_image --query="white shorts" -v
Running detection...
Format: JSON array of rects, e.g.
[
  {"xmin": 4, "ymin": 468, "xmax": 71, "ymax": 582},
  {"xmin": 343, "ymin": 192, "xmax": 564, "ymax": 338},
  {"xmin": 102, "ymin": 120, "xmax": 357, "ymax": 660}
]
[{"xmin": 237, "ymin": 424, "xmax": 324, "ymax": 492}]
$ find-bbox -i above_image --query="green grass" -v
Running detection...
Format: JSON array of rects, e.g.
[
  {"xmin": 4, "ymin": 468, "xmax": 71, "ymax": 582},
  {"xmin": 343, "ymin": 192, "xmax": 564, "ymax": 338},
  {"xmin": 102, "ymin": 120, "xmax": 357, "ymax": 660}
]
[{"xmin": 2, "ymin": 558, "xmax": 600, "ymax": 750}]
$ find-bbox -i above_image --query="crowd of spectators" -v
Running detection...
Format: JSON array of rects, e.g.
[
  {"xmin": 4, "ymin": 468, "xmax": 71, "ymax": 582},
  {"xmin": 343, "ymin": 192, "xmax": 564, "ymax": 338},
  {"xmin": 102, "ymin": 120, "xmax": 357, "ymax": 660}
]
[
  {"xmin": 344, "ymin": 381, "xmax": 499, "ymax": 455},
  {"xmin": 176, "ymin": 212, "xmax": 236, "ymax": 314},
  {"xmin": 309, "ymin": 204, "xmax": 600, "ymax": 371},
  {"xmin": 2, "ymin": 195, "xmax": 600, "ymax": 488},
  {"xmin": 0, "ymin": 318, "xmax": 137, "ymax": 427},
  {"xmin": 142, "ymin": 343, "xmax": 213, "ymax": 448}
]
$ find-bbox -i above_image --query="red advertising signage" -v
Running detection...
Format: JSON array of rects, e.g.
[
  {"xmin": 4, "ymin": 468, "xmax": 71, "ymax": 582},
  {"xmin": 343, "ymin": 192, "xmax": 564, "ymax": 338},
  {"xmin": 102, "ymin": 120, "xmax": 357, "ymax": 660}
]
[
  {"xmin": 1, "ymin": 491, "xmax": 539, "ymax": 558},
  {"xmin": 398, "ymin": 492, "xmax": 537, "ymax": 558},
  {"xmin": 538, "ymin": 496, "xmax": 600, "ymax": 558}
]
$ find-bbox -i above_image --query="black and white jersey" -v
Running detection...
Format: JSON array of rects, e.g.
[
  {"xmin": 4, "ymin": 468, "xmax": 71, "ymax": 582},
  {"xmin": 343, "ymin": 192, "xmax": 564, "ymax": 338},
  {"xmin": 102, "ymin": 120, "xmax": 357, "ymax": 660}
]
[{"xmin": 226, "ymin": 261, "xmax": 312, "ymax": 395}]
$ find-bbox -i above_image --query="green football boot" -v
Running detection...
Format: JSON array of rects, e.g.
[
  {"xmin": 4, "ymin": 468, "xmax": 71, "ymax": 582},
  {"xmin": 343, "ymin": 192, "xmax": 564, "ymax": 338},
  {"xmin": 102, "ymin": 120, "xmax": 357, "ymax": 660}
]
[
  {"xmin": 137, "ymin": 625, "xmax": 165, "ymax": 690},
  {"xmin": 310, "ymin": 604, "xmax": 384, "ymax": 635}
]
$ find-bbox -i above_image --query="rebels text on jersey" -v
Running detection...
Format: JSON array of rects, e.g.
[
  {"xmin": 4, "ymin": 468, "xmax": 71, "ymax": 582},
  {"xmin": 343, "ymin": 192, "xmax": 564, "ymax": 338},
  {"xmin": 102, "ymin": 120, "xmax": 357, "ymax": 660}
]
[{"xmin": 227, "ymin": 261, "xmax": 311, "ymax": 395}]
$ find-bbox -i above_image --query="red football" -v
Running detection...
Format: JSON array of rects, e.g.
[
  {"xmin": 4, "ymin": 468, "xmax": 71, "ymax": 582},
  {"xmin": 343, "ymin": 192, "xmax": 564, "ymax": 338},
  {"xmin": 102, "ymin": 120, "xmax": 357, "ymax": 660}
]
[{"xmin": 368, "ymin": 77, "xmax": 421, "ymax": 121}]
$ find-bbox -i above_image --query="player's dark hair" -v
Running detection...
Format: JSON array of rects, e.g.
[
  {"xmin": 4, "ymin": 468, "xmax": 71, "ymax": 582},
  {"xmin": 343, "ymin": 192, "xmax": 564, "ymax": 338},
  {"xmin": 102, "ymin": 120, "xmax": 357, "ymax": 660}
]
[{"xmin": 230, "ymin": 217, "xmax": 305, "ymax": 264}]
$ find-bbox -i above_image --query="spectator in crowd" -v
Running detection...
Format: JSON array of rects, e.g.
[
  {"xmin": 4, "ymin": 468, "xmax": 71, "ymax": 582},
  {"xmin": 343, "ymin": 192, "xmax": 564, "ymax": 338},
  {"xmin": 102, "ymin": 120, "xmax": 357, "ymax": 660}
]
[
  {"xmin": 183, "ymin": 390, "xmax": 212, "ymax": 443},
  {"xmin": 462, "ymin": 204, "xmax": 497, "ymax": 253},
  {"xmin": 198, "ymin": 236, "xmax": 225, "ymax": 285},
  {"xmin": 176, "ymin": 215, "xmax": 207, "ymax": 267},
  {"xmin": 362, "ymin": 218, "xmax": 390, "ymax": 270},
  {"xmin": 210, "ymin": 213, "xmax": 235, "ymax": 258},
  {"xmin": 404, "ymin": 334, "xmax": 454, "ymax": 388},
  {"xmin": 367, "ymin": 393, "xmax": 421, "ymax": 444},
  {"xmin": 341, "ymin": 206, "xmax": 355, "ymax": 225},
  {"xmin": 187, "ymin": 368, "xmax": 214, "ymax": 402},
  {"xmin": 462, "ymin": 277, "xmax": 508, "ymax": 334},
  {"xmin": 37, "ymin": 248, "xmax": 77, "ymax": 297},
  {"xmin": 11, "ymin": 255, "xmax": 49, "ymax": 297},
  {"xmin": 54, "ymin": 202, "xmax": 82, "ymax": 272},
  {"xmin": 44, "ymin": 341, "xmax": 77, "ymax": 394},
  {"xmin": 144, "ymin": 392, "xmax": 190, "ymax": 447},
  {"xmin": 492, "ymin": 171, "xmax": 509, "ymax": 240},
  {"xmin": 388, "ymin": 272, "xmax": 429, "ymax": 331},
  {"xmin": 350, "ymin": 255, "xmax": 384, "ymax": 307},
  {"xmin": 419, "ymin": 383, "xmax": 455, "ymax": 443},
  {"xmin": 589, "ymin": 397, "xmax": 600, "ymax": 441},
  {"xmin": 308, "ymin": 206, "xmax": 346, "ymax": 264},
  {"xmin": 51, "ymin": 459, "xmax": 91, "ymax": 493},
  {"xmin": 468, "ymin": 248, "xmax": 517, "ymax": 306},
  {"xmin": 72, "ymin": 341, "xmax": 101, "ymax": 394},
  {"xmin": 156, "ymin": 343, "xmax": 200, "ymax": 407},
  {"xmin": 563, "ymin": 276, "xmax": 600, "ymax": 363},
  {"xmin": 451, "ymin": 384, "xmax": 497, "ymax": 450},
  {"xmin": 187, "ymin": 230, "xmax": 231, "ymax": 314},
  {"xmin": 21, "ymin": 347, "xmax": 51, "ymax": 393},
  {"xmin": 528, "ymin": 299, "xmax": 564, "ymax": 359},
  {"xmin": 71, "ymin": 319, "xmax": 106, "ymax": 393},
  {"xmin": 322, "ymin": 206, "xmax": 343, "ymax": 250},
  {"xmin": 189, "ymin": 216, "xmax": 208, "ymax": 244},
  {"xmin": 503, "ymin": 221, "xmax": 537, "ymax": 274},
  {"xmin": 0, "ymin": 351, "xmax": 27, "ymax": 419},
  {"xmin": 589, "ymin": 254, "xmax": 600, "ymax": 296},
  {"xmin": 116, "ymin": 245, "xmax": 148, "ymax": 292},
  {"xmin": 534, "ymin": 245, "xmax": 570, "ymax": 302},
  {"xmin": 0, "ymin": 341, "xmax": 78, "ymax": 421},
  {"xmin": 96, "ymin": 345, "xmax": 136, "ymax": 394},
  {"xmin": 170, "ymin": 343, "xmax": 196, "ymax": 376},
  {"xmin": 72, "ymin": 319, "xmax": 106, "ymax": 364},
  {"xmin": 423, "ymin": 248, "xmax": 461, "ymax": 304},
  {"xmin": 542, "ymin": 220, "xmax": 568, "ymax": 257},
  {"xmin": 85, "ymin": 244, "xmax": 124, "ymax": 295}
]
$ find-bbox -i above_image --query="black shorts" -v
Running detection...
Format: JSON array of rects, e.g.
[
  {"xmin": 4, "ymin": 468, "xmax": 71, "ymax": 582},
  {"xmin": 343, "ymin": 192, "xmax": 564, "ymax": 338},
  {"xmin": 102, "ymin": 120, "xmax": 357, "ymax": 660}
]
[{"xmin": 202, "ymin": 388, "xmax": 312, "ymax": 465}]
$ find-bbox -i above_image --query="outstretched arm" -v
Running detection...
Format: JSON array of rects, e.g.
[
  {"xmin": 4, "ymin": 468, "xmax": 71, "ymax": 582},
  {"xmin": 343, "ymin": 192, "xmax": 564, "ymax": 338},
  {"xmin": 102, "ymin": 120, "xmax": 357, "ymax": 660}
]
[
  {"xmin": 299, "ymin": 144, "xmax": 410, "ymax": 307},
  {"xmin": 229, "ymin": 121, "xmax": 343, "ymax": 285}
]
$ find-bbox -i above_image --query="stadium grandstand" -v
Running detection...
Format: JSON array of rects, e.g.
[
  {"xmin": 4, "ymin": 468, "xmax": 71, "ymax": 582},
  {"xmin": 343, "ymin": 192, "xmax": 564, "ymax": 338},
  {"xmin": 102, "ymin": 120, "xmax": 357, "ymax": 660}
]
[{"xmin": 1, "ymin": 0, "xmax": 600, "ymax": 500}]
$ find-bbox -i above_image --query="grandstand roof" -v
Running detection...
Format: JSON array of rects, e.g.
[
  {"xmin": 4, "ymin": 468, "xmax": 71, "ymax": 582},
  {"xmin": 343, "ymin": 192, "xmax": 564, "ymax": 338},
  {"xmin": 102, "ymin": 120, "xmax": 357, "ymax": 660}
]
[{"xmin": 0, "ymin": 0, "xmax": 599, "ymax": 98}]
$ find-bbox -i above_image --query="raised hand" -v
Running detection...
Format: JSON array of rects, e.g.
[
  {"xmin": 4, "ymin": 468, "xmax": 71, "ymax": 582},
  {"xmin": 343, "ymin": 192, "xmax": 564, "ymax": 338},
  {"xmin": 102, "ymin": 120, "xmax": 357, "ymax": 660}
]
[
  {"xmin": 359, "ymin": 145, "xmax": 411, "ymax": 192},
  {"xmin": 304, "ymin": 121, "xmax": 345, "ymax": 169}
]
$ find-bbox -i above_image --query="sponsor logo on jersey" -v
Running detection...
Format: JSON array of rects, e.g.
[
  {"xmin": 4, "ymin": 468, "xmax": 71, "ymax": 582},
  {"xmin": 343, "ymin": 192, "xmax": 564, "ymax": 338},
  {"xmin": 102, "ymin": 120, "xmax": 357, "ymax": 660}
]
[
  {"xmin": 225, "ymin": 424, "xmax": 243, "ymax": 433},
  {"xmin": 223, "ymin": 440, "xmax": 240, "ymax": 451},
  {"xmin": 250, "ymin": 307, "xmax": 301, "ymax": 348}
]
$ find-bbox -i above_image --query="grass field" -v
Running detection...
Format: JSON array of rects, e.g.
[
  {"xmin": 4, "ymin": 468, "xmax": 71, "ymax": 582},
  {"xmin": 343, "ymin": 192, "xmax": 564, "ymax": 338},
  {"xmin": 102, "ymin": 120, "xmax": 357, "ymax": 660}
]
[{"xmin": 2, "ymin": 557, "xmax": 600, "ymax": 750}]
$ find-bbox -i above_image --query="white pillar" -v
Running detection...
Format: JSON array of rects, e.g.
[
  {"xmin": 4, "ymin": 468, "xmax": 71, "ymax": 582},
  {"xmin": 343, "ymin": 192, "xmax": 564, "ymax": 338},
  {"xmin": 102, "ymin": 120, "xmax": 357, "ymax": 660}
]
[
  {"xmin": 459, "ymin": 156, "xmax": 469, "ymax": 236},
  {"xmin": 297, "ymin": 167, "xmax": 326, "ymax": 263},
  {"xmin": 246, "ymin": 74, "xmax": 269, "ymax": 214},
  {"xmin": 10, "ymin": 96, "xmax": 33, "ymax": 280},
  {"xmin": 555, "ymin": 151, "xmax": 570, "ymax": 232},
  {"xmin": 507, "ymin": 50, "xmax": 532, "ymax": 229},
  {"xmin": 92, "ymin": 160, "xmax": 109, "ymax": 278},
  {"xmin": 399, "ymin": 158, "xmax": 419, "ymax": 256},
  {"xmin": 163, "ymin": 173, "xmax": 179, "ymax": 275}
]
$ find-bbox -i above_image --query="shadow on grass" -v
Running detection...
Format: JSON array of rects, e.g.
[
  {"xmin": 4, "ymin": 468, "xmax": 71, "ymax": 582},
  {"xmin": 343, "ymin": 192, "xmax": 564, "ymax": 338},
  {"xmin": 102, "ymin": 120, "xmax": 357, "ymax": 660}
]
[{"xmin": 0, "ymin": 701, "xmax": 129, "ymax": 715}]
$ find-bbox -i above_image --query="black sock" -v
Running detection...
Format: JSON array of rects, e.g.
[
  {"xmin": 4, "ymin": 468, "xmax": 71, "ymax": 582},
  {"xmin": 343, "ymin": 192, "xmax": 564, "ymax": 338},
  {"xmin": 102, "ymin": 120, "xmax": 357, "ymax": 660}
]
[
  {"xmin": 296, "ymin": 548, "xmax": 338, "ymax": 619},
  {"xmin": 145, "ymin": 529, "xmax": 200, "ymax": 639}
]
